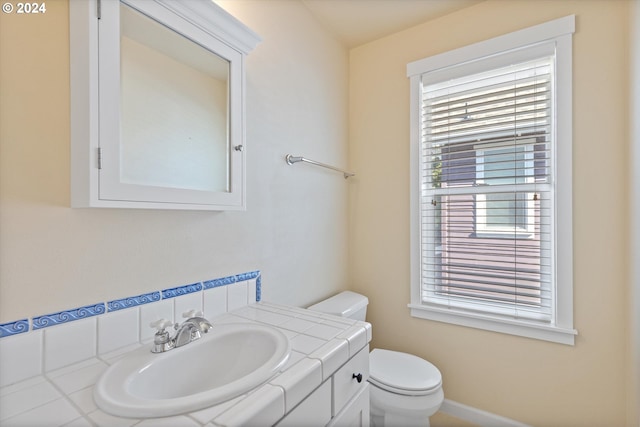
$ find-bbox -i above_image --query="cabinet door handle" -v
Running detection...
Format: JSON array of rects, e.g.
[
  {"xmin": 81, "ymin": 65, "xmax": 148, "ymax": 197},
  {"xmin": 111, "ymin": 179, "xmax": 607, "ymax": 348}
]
[{"xmin": 352, "ymin": 373, "xmax": 363, "ymax": 383}]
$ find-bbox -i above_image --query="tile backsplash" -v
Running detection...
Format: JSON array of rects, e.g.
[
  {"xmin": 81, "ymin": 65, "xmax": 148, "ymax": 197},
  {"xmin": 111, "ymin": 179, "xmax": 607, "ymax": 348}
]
[{"xmin": 0, "ymin": 271, "xmax": 261, "ymax": 387}]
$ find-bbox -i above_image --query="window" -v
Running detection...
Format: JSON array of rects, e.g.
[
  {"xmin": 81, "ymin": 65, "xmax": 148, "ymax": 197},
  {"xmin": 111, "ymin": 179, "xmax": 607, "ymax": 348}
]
[
  {"xmin": 407, "ymin": 16, "xmax": 576, "ymax": 344},
  {"xmin": 475, "ymin": 141, "xmax": 536, "ymax": 238}
]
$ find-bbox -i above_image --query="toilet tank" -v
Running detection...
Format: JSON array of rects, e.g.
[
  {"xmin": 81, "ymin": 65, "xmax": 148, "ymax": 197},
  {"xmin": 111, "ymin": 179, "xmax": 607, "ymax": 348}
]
[{"xmin": 307, "ymin": 291, "xmax": 368, "ymax": 321}]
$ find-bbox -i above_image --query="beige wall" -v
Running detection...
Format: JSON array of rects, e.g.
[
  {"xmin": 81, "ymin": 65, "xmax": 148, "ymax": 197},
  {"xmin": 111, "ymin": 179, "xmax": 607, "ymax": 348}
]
[
  {"xmin": 0, "ymin": 0, "xmax": 350, "ymax": 322},
  {"xmin": 630, "ymin": 1, "xmax": 640, "ymax": 425},
  {"xmin": 349, "ymin": 0, "xmax": 633, "ymax": 425}
]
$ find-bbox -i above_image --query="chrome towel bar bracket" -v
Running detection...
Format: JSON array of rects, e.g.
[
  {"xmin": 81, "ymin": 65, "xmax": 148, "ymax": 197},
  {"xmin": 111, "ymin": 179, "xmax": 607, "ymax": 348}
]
[{"xmin": 285, "ymin": 154, "xmax": 355, "ymax": 179}]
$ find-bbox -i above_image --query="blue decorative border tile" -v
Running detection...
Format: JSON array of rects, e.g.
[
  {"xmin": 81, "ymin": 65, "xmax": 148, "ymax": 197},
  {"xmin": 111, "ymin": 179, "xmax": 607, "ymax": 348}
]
[
  {"xmin": 108, "ymin": 291, "xmax": 161, "ymax": 312},
  {"xmin": 203, "ymin": 271, "xmax": 260, "ymax": 290},
  {"xmin": 237, "ymin": 271, "xmax": 260, "ymax": 282},
  {"xmin": 32, "ymin": 303, "xmax": 106, "ymax": 330},
  {"xmin": 0, "ymin": 319, "xmax": 29, "ymax": 338},
  {"xmin": 0, "ymin": 270, "xmax": 261, "ymax": 338},
  {"xmin": 256, "ymin": 275, "xmax": 262, "ymax": 302},
  {"xmin": 162, "ymin": 282, "xmax": 203, "ymax": 299},
  {"xmin": 203, "ymin": 275, "xmax": 236, "ymax": 289}
]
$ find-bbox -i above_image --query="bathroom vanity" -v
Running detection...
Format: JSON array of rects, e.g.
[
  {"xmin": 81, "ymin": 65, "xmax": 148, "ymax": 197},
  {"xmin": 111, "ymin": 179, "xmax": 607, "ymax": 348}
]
[{"xmin": 0, "ymin": 303, "xmax": 371, "ymax": 426}]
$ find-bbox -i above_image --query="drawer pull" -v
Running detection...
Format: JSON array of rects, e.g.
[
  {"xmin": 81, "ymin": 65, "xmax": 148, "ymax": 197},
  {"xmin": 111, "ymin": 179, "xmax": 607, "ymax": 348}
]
[{"xmin": 352, "ymin": 373, "xmax": 363, "ymax": 383}]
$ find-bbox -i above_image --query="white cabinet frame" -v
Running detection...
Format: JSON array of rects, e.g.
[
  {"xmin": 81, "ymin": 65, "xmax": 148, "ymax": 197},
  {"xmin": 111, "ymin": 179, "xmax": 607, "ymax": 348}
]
[{"xmin": 70, "ymin": 0, "xmax": 260, "ymax": 210}]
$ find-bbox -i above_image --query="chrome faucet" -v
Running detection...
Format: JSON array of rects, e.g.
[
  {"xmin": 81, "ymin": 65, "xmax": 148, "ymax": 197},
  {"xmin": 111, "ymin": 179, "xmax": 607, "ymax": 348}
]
[{"xmin": 150, "ymin": 310, "xmax": 213, "ymax": 353}]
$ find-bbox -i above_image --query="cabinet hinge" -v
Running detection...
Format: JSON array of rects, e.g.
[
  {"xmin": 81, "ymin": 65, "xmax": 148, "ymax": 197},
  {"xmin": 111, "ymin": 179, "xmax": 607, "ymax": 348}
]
[
  {"xmin": 97, "ymin": 0, "xmax": 101, "ymax": 19},
  {"xmin": 97, "ymin": 148, "xmax": 103, "ymax": 169}
]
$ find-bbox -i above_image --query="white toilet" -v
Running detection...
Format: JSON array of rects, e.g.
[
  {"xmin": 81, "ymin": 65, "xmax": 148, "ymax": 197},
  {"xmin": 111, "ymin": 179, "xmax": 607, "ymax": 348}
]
[{"xmin": 308, "ymin": 291, "xmax": 444, "ymax": 427}]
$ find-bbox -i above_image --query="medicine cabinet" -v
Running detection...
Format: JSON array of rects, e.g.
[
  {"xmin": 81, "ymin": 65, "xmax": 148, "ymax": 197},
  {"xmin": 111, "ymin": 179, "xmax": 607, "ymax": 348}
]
[{"xmin": 70, "ymin": 0, "xmax": 261, "ymax": 210}]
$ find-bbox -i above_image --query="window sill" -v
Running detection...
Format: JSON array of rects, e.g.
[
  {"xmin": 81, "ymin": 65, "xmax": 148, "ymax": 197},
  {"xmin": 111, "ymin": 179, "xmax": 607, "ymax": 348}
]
[{"xmin": 408, "ymin": 303, "xmax": 577, "ymax": 345}]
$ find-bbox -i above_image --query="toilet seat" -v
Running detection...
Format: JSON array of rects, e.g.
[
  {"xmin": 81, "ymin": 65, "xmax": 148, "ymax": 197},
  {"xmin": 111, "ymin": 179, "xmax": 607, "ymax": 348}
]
[{"xmin": 369, "ymin": 349, "xmax": 442, "ymax": 396}]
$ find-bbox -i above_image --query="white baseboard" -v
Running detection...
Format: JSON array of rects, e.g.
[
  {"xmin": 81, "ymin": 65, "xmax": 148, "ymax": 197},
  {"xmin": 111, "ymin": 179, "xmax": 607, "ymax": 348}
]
[{"xmin": 440, "ymin": 399, "xmax": 531, "ymax": 427}]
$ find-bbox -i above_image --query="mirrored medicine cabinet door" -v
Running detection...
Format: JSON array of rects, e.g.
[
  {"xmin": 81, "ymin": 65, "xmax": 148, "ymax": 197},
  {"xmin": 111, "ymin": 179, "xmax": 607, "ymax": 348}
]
[{"xmin": 70, "ymin": 0, "xmax": 261, "ymax": 210}]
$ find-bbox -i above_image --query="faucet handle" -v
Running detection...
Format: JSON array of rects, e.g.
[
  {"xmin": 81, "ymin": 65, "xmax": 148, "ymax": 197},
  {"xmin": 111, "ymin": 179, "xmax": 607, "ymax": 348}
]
[
  {"xmin": 150, "ymin": 318, "xmax": 173, "ymax": 333},
  {"xmin": 150, "ymin": 319, "xmax": 174, "ymax": 353},
  {"xmin": 182, "ymin": 309, "xmax": 204, "ymax": 319}
]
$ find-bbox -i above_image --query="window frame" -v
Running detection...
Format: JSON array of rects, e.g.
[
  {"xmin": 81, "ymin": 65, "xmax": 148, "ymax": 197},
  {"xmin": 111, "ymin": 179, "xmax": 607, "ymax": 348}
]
[{"xmin": 407, "ymin": 15, "xmax": 577, "ymax": 345}]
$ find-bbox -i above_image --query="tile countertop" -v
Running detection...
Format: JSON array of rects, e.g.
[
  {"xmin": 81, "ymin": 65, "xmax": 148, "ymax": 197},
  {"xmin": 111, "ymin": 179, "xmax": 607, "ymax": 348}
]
[{"xmin": 0, "ymin": 302, "xmax": 372, "ymax": 427}]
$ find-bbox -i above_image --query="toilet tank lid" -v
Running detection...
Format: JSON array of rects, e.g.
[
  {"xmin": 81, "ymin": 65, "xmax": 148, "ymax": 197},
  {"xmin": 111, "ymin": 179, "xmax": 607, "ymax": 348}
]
[{"xmin": 307, "ymin": 291, "xmax": 368, "ymax": 318}]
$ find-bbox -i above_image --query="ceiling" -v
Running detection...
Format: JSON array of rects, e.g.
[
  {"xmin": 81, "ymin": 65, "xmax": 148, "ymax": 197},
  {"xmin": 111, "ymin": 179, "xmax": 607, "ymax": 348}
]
[{"xmin": 300, "ymin": 0, "xmax": 483, "ymax": 48}]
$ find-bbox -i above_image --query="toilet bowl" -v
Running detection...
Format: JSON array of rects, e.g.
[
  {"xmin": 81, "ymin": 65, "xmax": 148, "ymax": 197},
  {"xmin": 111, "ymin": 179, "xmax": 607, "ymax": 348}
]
[{"xmin": 307, "ymin": 291, "xmax": 444, "ymax": 427}]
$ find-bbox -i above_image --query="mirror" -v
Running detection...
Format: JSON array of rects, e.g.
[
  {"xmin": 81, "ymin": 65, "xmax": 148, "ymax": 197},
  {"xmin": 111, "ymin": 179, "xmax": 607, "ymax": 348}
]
[
  {"xmin": 119, "ymin": 3, "xmax": 230, "ymax": 192},
  {"xmin": 70, "ymin": 0, "xmax": 260, "ymax": 210}
]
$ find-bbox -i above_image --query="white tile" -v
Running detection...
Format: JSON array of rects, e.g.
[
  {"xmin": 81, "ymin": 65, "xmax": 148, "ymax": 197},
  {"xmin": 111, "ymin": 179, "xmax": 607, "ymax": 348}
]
[
  {"xmin": 277, "ymin": 328, "xmax": 298, "ymax": 341},
  {"xmin": 203, "ymin": 286, "xmax": 227, "ymax": 318},
  {"xmin": 88, "ymin": 409, "xmax": 139, "ymax": 427},
  {"xmin": 174, "ymin": 292, "xmax": 204, "ymax": 322},
  {"xmin": 97, "ymin": 308, "xmax": 139, "ymax": 355},
  {"xmin": 213, "ymin": 384, "xmax": 284, "ymax": 427},
  {"xmin": 269, "ymin": 358, "xmax": 322, "ymax": 413},
  {"xmin": 0, "ymin": 330, "xmax": 43, "ymax": 387},
  {"xmin": 46, "ymin": 358, "xmax": 98, "ymax": 378},
  {"xmin": 337, "ymin": 325, "xmax": 368, "ymax": 357},
  {"xmin": 232, "ymin": 306, "xmax": 291, "ymax": 326},
  {"xmin": 0, "ymin": 376, "xmax": 44, "ymax": 398},
  {"xmin": 304, "ymin": 323, "xmax": 343, "ymax": 340},
  {"xmin": 320, "ymin": 318, "xmax": 355, "ymax": 329},
  {"xmin": 281, "ymin": 350, "xmax": 306, "ymax": 371},
  {"xmin": 2, "ymin": 397, "xmax": 81, "ymax": 427},
  {"xmin": 227, "ymin": 282, "xmax": 248, "ymax": 311},
  {"xmin": 277, "ymin": 380, "xmax": 331, "ymax": 427},
  {"xmin": 209, "ymin": 313, "xmax": 252, "ymax": 326},
  {"xmin": 279, "ymin": 317, "xmax": 317, "ymax": 333},
  {"xmin": 308, "ymin": 338, "xmax": 350, "ymax": 381},
  {"xmin": 98, "ymin": 343, "xmax": 143, "ymax": 365},
  {"xmin": 247, "ymin": 279, "xmax": 257, "ymax": 303},
  {"xmin": 289, "ymin": 334, "xmax": 326, "ymax": 355},
  {"xmin": 0, "ymin": 377, "xmax": 61, "ymax": 421},
  {"xmin": 295, "ymin": 312, "xmax": 330, "ymax": 322},
  {"xmin": 63, "ymin": 417, "xmax": 93, "ymax": 427},
  {"xmin": 280, "ymin": 305, "xmax": 318, "ymax": 317},
  {"xmin": 318, "ymin": 313, "xmax": 357, "ymax": 326},
  {"xmin": 136, "ymin": 415, "xmax": 200, "ymax": 427},
  {"xmin": 140, "ymin": 299, "xmax": 173, "ymax": 342},
  {"xmin": 363, "ymin": 321, "xmax": 372, "ymax": 342},
  {"xmin": 68, "ymin": 387, "xmax": 97, "ymax": 414},
  {"xmin": 44, "ymin": 318, "xmax": 97, "ymax": 372},
  {"xmin": 47, "ymin": 359, "xmax": 108, "ymax": 395},
  {"xmin": 190, "ymin": 394, "xmax": 246, "ymax": 424},
  {"xmin": 252, "ymin": 302, "xmax": 286, "ymax": 313}
]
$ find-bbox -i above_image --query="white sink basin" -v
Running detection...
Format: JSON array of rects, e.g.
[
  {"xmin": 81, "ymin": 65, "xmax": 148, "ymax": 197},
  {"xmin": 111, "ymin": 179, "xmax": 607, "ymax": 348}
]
[{"xmin": 94, "ymin": 322, "xmax": 291, "ymax": 418}]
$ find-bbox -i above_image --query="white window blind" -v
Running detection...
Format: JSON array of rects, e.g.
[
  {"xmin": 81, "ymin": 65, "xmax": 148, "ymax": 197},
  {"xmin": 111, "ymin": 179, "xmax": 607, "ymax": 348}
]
[{"xmin": 420, "ymin": 57, "xmax": 554, "ymax": 321}]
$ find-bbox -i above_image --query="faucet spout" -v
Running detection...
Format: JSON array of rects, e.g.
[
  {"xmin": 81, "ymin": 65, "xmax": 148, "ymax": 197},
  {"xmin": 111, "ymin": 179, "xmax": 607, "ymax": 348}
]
[
  {"xmin": 149, "ymin": 311, "xmax": 214, "ymax": 353},
  {"xmin": 174, "ymin": 322, "xmax": 200, "ymax": 348},
  {"xmin": 186, "ymin": 316, "xmax": 213, "ymax": 333}
]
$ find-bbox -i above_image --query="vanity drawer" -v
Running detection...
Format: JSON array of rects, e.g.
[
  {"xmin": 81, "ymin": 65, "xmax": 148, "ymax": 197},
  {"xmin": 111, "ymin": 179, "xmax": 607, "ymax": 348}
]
[{"xmin": 332, "ymin": 345, "xmax": 369, "ymax": 416}]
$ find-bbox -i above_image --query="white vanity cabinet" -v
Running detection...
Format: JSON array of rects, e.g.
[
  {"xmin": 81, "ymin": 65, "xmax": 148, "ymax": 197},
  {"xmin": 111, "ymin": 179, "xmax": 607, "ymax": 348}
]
[
  {"xmin": 330, "ymin": 346, "xmax": 370, "ymax": 426},
  {"xmin": 277, "ymin": 380, "xmax": 333, "ymax": 427},
  {"xmin": 278, "ymin": 346, "xmax": 371, "ymax": 427},
  {"xmin": 69, "ymin": 0, "xmax": 261, "ymax": 210},
  {"xmin": 0, "ymin": 303, "xmax": 371, "ymax": 426}
]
